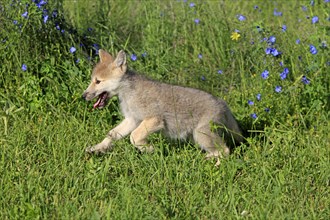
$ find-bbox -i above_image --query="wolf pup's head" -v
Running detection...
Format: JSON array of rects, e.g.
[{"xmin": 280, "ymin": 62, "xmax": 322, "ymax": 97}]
[{"xmin": 82, "ymin": 49, "xmax": 127, "ymax": 109}]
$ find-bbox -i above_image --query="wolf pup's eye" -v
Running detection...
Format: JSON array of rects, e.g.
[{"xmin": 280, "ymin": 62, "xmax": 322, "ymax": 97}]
[{"xmin": 95, "ymin": 79, "xmax": 101, "ymax": 84}]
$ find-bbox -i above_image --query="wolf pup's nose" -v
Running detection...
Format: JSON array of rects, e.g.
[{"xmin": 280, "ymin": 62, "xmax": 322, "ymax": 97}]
[{"xmin": 82, "ymin": 92, "xmax": 87, "ymax": 100}]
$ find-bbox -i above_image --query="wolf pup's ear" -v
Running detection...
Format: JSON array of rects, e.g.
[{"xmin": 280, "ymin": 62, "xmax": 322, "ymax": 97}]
[
  {"xmin": 99, "ymin": 49, "xmax": 114, "ymax": 63},
  {"xmin": 114, "ymin": 50, "xmax": 127, "ymax": 68}
]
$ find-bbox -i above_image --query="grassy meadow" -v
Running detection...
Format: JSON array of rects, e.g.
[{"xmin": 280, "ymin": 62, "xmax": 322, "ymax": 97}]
[{"xmin": 0, "ymin": 0, "xmax": 329, "ymax": 219}]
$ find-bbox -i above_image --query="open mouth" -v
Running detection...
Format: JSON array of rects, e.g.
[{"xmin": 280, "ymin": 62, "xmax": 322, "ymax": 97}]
[{"xmin": 93, "ymin": 92, "xmax": 109, "ymax": 109}]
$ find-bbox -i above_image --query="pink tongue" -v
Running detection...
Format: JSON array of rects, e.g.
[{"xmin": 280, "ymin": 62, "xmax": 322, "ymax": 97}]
[{"xmin": 93, "ymin": 97, "xmax": 102, "ymax": 109}]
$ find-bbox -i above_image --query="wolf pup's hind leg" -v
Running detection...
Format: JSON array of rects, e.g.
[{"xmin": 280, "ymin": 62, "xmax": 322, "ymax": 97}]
[{"xmin": 193, "ymin": 125, "xmax": 230, "ymax": 166}]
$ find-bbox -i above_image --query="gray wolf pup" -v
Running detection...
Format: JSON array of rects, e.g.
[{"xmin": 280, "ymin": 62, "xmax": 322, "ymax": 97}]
[{"xmin": 82, "ymin": 49, "xmax": 243, "ymax": 165}]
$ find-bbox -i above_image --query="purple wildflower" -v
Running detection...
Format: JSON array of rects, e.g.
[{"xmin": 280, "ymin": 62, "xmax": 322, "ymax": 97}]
[
  {"xmin": 321, "ymin": 41, "xmax": 327, "ymax": 48},
  {"xmin": 69, "ymin": 47, "xmax": 76, "ymax": 53},
  {"xmin": 301, "ymin": 76, "xmax": 310, "ymax": 84},
  {"xmin": 268, "ymin": 36, "xmax": 276, "ymax": 44},
  {"xmin": 261, "ymin": 70, "xmax": 269, "ymax": 79},
  {"xmin": 93, "ymin": 44, "xmax": 100, "ymax": 51},
  {"xmin": 131, "ymin": 54, "xmax": 137, "ymax": 61},
  {"xmin": 312, "ymin": 16, "xmax": 319, "ymax": 24},
  {"xmin": 22, "ymin": 11, "xmax": 28, "ymax": 18},
  {"xmin": 36, "ymin": 0, "xmax": 47, "ymax": 8},
  {"xmin": 256, "ymin": 93, "xmax": 261, "ymax": 101},
  {"xmin": 43, "ymin": 15, "xmax": 48, "ymax": 23},
  {"xmin": 248, "ymin": 100, "xmax": 254, "ymax": 105},
  {"xmin": 265, "ymin": 47, "xmax": 281, "ymax": 57},
  {"xmin": 52, "ymin": 10, "xmax": 58, "ymax": 18},
  {"xmin": 275, "ymin": 86, "xmax": 282, "ymax": 93},
  {"xmin": 265, "ymin": 47, "xmax": 272, "ymax": 55},
  {"xmin": 273, "ymin": 9, "xmax": 283, "ymax": 16},
  {"xmin": 271, "ymin": 48, "xmax": 281, "ymax": 57},
  {"xmin": 309, "ymin": 44, "xmax": 318, "ymax": 54},
  {"xmin": 250, "ymin": 113, "xmax": 258, "ymax": 119},
  {"xmin": 280, "ymin": 68, "xmax": 289, "ymax": 80},
  {"xmin": 237, "ymin": 14, "xmax": 247, "ymax": 21},
  {"xmin": 21, "ymin": 64, "xmax": 27, "ymax": 71}
]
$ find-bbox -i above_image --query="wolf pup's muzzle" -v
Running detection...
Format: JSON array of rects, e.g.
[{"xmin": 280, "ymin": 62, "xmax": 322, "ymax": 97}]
[{"xmin": 82, "ymin": 91, "xmax": 109, "ymax": 109}]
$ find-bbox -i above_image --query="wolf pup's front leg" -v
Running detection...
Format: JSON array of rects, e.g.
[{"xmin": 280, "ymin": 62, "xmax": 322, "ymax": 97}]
[
  {"xmin": 85, "ymin": 137, "xmax": 112, "ymax": 154},
  {"xmin": 86, "ymin": 117, "xmax": 139, "ymax": 154}
]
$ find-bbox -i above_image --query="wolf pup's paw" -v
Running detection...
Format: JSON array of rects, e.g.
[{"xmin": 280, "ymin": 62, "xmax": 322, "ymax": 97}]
[
  {"xmin": 137, "ymin": 145, "xmax": 154, "ymax": 153},
  {"xmin": 85, "ymin": 144, "xmax": 109, "ymax": 154},
  {"xmin": 204, "ymin": 156, "xmax": 221, "ymax": 167}
]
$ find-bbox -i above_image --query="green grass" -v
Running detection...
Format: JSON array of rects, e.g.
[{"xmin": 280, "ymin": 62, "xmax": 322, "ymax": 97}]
[{"xmin": 0, "ymin": 0, "xmax": 329, "ymax": 219}]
